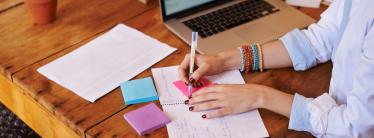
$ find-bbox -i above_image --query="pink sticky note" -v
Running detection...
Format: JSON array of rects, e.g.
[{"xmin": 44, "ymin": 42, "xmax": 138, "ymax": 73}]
[{"xmin": 173, "ymin": 77, "xmax": 214, "ymax": 98}]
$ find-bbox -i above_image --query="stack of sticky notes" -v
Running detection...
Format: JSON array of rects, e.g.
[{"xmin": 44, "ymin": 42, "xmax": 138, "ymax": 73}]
[
  {"xmin": 173, "ymin": 77, "xmax": 214, "ymax": 98},
  {"xmin": 124, "ymin": 103, "xmax": 171, "ymax": 135},
  {"xmin": 120, "ymin": 77, "xmax": 158, "ymax": 105}
]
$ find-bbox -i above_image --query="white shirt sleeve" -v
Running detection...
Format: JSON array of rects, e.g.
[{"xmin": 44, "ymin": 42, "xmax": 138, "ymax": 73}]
[{"xmin": 280, "ymin": 0, "xmax": 344, "ymax": 71}]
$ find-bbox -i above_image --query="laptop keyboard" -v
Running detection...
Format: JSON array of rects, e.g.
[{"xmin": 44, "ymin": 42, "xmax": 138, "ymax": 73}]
[{"xmin": 182, "ymin": 0, "xmax": 280, "ymax": 38}]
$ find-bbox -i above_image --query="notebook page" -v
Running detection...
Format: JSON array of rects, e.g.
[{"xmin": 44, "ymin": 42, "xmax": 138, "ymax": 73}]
[{"xmin": 151, "ymin": 66, "xmax": 269, "ymax": 138}]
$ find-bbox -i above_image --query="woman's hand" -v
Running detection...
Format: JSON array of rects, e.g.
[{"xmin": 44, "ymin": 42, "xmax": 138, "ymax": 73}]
[
  {"xmin": 179, "ymin": 50, "xmax": 242, "ymax": 83},
  {"xmin": 179, "ymin": 54, "xmax": 225, "ymax": 83},
  {"xmin": 186, "ymin": 84, "xmax": 294, "ymax": 119},
  {"xmin": 186, "ymin": 84, "xmax": 268, "ymax": 118}
]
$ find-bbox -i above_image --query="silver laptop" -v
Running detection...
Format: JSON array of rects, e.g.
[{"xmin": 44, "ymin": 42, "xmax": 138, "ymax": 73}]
[{"xmin": 160, "ymin": 0, "xmax": 315, "ymax": 54}]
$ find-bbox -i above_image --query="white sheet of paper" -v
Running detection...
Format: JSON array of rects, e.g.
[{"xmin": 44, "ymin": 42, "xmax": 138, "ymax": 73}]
[
  {"xmin": 286, "ymin": 0, "xmax": 321, "ymax": 8},
  {"xmin": 38, "ymin": 24, "xmax": 176, "ymax": 102},
  {"xmin": 151, "ymin": 66, "xmax": 269, "ymax": 138}
]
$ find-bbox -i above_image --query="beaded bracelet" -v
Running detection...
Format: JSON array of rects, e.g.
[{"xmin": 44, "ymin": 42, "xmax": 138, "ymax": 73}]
[
  {"xmin": 239, "ymin": 47, "xmax": 245, "ymax": 72},
  {"xmin": 245, "ymin": 45, "xmax": 252, "ymax": 74},
  {"xmin": 243, "ymin": 45, "xmax": 252, "ymax": 73},
  {"xmin": 238, "ymin": 43, "xmax": 264, "ymax": 73},
  {"xmin": 251, "ymin": 44, "xmax": 259, "ymax": 71},
  {"xmin": 240, "ymin": 46, "xmax": 247, "ymax": 72},
  {"xmin": 256, "ymin": 43, "xmax": 264, "ymax": 72}
]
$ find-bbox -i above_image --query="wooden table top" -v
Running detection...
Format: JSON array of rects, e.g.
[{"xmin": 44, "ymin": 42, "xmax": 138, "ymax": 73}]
[
  {"xmin": 0, "ymin": 0, "xmax": 329, "ymax": 137},
  {"xmin": 0, "ymin": 0, "xmax": 156, "ymax": 136},
  {"xmin": 0, "ymin": 0, "xmax": 156, "ymax": 79}
]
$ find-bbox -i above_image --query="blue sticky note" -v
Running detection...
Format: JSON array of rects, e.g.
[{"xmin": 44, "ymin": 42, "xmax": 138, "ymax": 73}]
[{"xmin": 120, "ymin": 77, "xmax": 158, "ymax": 105}]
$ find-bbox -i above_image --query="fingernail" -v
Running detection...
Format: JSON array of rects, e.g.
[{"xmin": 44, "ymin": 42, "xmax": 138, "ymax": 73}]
[
  {"xmin": 189, "ymin": 106, "xmax": 194, "ymax": 111},
  {"xmin": 189, "ymin": 78, "xmax": 195, "ymax": 83},
  {"xmin": 197, "ymin": 82, "xmax": 203, "ymax": 87},
  {"xmin": 202, "ymin": 114, "xmax": 206, "ymax": 118},
  {"xmin": 192, "ymin": 83, "xmax": 197, "ymax": 88},
  {"xmin": 184, "ymin": 100, "xmax": 189, "ymax": 105}
]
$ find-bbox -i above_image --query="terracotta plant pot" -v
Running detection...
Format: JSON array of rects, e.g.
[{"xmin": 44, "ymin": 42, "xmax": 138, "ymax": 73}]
[{"xmin": 24, "ymin": 0, "xmax": 57, "ymax": 25}]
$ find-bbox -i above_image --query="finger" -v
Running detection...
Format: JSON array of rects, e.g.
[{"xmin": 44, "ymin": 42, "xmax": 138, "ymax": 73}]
[
  {"xmin": 178, "ymin": 54, "xmax": 191, "ymax": 83},
  {"xmin": 205, "ymin": 108, "xmax": 230, "ymax": 119},
  {"xmin": 190, "ymin": 100, "xmax": 222, "ymax": 112},
  {"xmin": 192, "ymin": 84, "xmax": 228, "ymax": 98},
  {"xmin": 189, "ymin": 92, "xmax": 222, "ymax": 104},
  {"xmin": 191, "ymin": 86, "xmax": 219, "ymax": 98},
  {"xmin": 190, "ymin": 63, "xmax": 210, "ymax": 82}
]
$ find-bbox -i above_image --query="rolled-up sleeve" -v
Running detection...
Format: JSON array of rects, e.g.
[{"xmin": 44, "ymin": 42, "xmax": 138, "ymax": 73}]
[
  {"xmin": 288, "ymin": 93, "xmax": 313, "ymax": 131},
  {"xmin": 279, "ymin": 0, "xmax": 343, "ymax": 71},
  {"xmin": 280, "ymin": 29, "xmax": 318, "ymax": 71}
]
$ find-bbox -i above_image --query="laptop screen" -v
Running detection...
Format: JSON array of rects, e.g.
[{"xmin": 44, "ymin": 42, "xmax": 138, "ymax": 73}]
[
  {"xmin": 160, "ymin": 0, "xmax": 229, "ymax": 21},
  {"xmin": 164, "ymin": 0, "xmax": 214, "ymax": 16}
]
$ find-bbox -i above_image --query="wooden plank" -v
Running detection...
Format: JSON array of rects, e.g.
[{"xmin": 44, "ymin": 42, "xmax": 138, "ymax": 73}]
[
  {"xmin": 86, "ymin": 5, "xmax": 332, "ymax": 137},
  {"xmin": 295, "ymin": 4, "xmax": 328, "ymax": 20},
  {"xmin": 87, "ymin": 103, "xmax": 169, "ymax": 138},
  {"xmin": 10, "ymin": 30, "xmax": 157, "ymax": 137},
  {"xmin": 0, "ymin": 0, "xmax": 156, "ymax": 80},
  {"xmin": 0, "ymin": 72, "xmax": 80, "ymax": 138},
  {"xmin": 138, "ymin": 0, "xmax": 154, "ymax": 5},
  {"xmin": 1, "ymin": 1, "xmax": 157, "ymax": 137},
  {"xmin": 286, "ymin": 131, "xmax": 315, "ymax": 138},
  {"xmin": 0, "ymin": 0, "xmax": 22, "ymax": 13}
]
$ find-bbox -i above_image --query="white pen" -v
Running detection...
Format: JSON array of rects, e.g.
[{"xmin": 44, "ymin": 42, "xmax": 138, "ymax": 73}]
[{"xmin": 188, "ymin": 31, "xmax": 198, "ymax": 98}]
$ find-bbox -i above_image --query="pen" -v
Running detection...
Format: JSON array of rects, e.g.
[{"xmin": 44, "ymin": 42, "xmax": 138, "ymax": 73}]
[{"xmin": 188, "ymin": 31, "xmax": 198, "ymax": 97}]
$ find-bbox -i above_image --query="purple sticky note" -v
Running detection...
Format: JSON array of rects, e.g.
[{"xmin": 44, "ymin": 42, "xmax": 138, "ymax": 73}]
[{"xmin": 124, "ymin": 103, "xmax": 171, "ymax": 135}]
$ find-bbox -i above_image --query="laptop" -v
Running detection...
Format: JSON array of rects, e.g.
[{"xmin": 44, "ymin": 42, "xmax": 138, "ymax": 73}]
[{"xmin": 160, "ymin": 0, "xmax": 315, "ymax": 54}]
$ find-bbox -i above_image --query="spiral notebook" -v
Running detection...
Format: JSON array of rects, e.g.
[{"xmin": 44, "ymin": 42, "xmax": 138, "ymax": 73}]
[{"xmin": 151, "ymin": 66, "xmax": 269, "ymax": 138}]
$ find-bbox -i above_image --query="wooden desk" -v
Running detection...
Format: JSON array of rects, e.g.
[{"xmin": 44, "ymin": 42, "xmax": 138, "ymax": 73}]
[{"xmin": 0, "ymin": 1, "xmax": 328, "ymax": 137}]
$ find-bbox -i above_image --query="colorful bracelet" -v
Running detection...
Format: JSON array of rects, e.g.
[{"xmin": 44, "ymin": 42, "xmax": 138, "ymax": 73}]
[
  {"xmin": 251, "ymin": 44, "xmax": 259, "ymax": 71},
  {"xmin": 245, "ymin": 45, "xmax": 252, "ymax": 73},
  {"xmin": 242, "ymin": 45, "xmax": 248, "ymax": 73},
  {"xmin": 241, "ymin": 46, "xmax": 248, "ymax": 72},
  {"xmin": 239, "ymin": 47, "xmax": 245, "ymax": 72},
  {"xmin": 256, "ymin": 43, "xmax": 264, "ymax": 72},
  {"xmin": 239, "ymin": 43, "xmax": 264, "ymax": 73}
]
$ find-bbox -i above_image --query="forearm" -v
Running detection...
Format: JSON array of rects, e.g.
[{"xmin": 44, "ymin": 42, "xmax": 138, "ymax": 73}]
[
  {"xmin": 262, "ymin": 40, "xmax": 293, "ymax": 69},
  {"xmin": 259, "ymin": 87, "xmax": 294, "ymax": 118},
  {"xmin": 217, "ymin": 49, "xmax": 242, "ymax": 70},
  {"xmin": 217, "ymin": 40, "xmax": 293, "ymax": 71}
]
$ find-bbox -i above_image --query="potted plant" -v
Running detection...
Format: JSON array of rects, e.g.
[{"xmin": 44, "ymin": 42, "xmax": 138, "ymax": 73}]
[{"xmin": 24, "ymin": 0, "xmax": 57, "ymax": 25}]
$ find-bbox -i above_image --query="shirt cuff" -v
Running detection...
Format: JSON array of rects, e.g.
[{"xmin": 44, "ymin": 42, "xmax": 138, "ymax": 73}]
[
  {"xmin": 289, "ymin": 93, "xmax": 313, "ymax": 132},
  {"xmin": 279, "ymin": 29, "xmax": 318, "ymax": 71}
]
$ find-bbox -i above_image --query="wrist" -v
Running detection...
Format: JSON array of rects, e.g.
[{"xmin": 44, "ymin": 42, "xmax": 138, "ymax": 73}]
[
  {"xmin": 256, "ymin": 86, "xmax": 274, "ymax": 109},
  {"xmin": 256, "ymin": 88, "xmax": 267, "ymax": 109},
  {"xmin": 217, "ymin": 50, "xmax": 242, "ymax": 70},
  {"xmin": 257, "ymin": 86, "xmax": 294, "ymax": 117}
]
